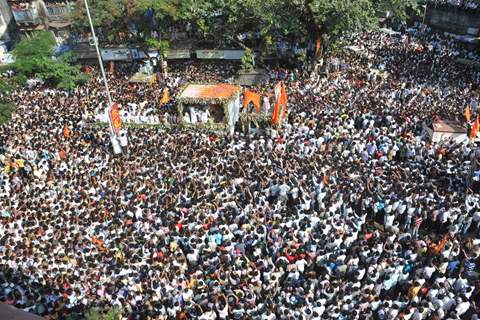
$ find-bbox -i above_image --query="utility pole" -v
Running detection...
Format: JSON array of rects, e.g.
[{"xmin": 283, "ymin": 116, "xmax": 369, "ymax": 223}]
[
  {"xmin": 84, "ymin": 0, "xmax": 122, "ymax": 153},
  {"xmin": 422, "ymin": 4, "xmax": 428, "ymax": 25}
]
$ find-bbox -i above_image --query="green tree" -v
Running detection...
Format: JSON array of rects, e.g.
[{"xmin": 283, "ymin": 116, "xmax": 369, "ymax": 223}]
[
  {"xmin": 8, "ymin": 31, "xmax": 88, "ymax": 90},
  {"xmin": 185, "ymin": 0, "xmax": 416, "ymax": 54},
  {"xmin": 84, "ymin": 307, "xmax": 122, "ymax": 320},
  {"xmin": 71, "ymin": 0, "xmax": 416, "ymax": 58},
  {"xmin": 71, "ymin": 0, "xmax": 189, "ymax": 45},
  {"xmin": 241, "ymin": 47, "xmax": 255, "ymax": 71},
  {"xmin": 146, "ymin": 38, "xmax": 169, "ymax": 59},
  {"xmin": 71, "ymin": 0, "xmax": 126, "ymax": 29}
]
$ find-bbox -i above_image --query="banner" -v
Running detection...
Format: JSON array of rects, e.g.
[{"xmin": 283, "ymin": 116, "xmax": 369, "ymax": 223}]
[
  {"xmin": 243, "ymin": 90, "xmax": 261, "ymax": 113},
  {"xmin": 196, "ymin": 50, "xmax": 245, "ymax": 60},
  {"xmin": 109, "ymin": 103, "xmax": 122, "ymax": 136},
  {"xmin": 168, "ymin": 49, "xmax": 190, "ymax": 59},
  {"xmin": 101, "ymin": 49, "xmax": 132, "ymax": 61}
]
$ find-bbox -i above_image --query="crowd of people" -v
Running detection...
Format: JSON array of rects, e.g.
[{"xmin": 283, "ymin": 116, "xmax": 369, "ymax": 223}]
[
  {"xmin": 2, "ymin": 24, "xmax": 480, "ymax": 320},
  {"xmin": 429, "ymin": 0, "xmax": 480, "ymax": 11}
]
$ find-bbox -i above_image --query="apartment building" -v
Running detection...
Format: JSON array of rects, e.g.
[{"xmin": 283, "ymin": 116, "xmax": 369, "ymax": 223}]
[{"xmin": 9, "ymin": 0, "xmax": 72, "ymax": 39}]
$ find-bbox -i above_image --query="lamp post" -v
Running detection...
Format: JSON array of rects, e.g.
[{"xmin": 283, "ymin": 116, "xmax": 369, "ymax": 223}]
[
  {"xmin": 84, "ymin": 0, "xmax": 122, "ymax": 154},
  {"xmin": 422, "ymin": 4, "xmax": 428, "ymax": 25}
]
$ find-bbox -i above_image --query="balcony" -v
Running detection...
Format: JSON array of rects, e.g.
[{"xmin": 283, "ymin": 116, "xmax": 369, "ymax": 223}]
[
  {"xmin": 45, "ymin": 2, "xmax": 71, "ymax": 22},
  {"xmin": 11, "ymin": 3, "xmax": 41, "ymax": 25}
]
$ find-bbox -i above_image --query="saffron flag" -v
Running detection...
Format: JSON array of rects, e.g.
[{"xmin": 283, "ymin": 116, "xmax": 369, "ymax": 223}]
[
  {"xmin": 243, "ymin": 90, "xmax": 261, "ymax": 113},
  {"xmin": 272, "ymin": 81, "xmax": 288, "ymax": 125},
  {"xmin": 465, "ymin": 104, "xmax": 472, "ymax": 123},
  {"xmin": 315, "ymin": 38, "xmax": 322, "ymax": 57},
  {"xmin": 272, "ymin": 97, "xmax": 281, "ymax": 125},
  {"xmin": 471, "ymin": 115, "xmax": 479, "ymax": 140},
  {"xmin": 160, "ymin": 88, "xmax": 170, "ymax": 105},
  {"xmin": 280, "ymin": 81, "xmax": 288, "ymax": 119},
  {"xmin": 109, "ymin": 103, "xmax": 122, "ymax": 136}
]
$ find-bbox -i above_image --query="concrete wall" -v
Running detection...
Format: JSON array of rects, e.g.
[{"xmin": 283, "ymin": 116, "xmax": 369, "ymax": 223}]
[
  {"xmin": 0, "ymin": 0, "xmax": 13, "ymax": 41},
  {"xmin": 424, "ymin": 5, "xmax": 480, "ymax": 35}
]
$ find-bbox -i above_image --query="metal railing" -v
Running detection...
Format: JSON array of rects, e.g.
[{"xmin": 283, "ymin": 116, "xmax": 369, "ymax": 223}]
[{"xmin": 11, "ymin": 6, "xmax": 40, "ymax": 24}]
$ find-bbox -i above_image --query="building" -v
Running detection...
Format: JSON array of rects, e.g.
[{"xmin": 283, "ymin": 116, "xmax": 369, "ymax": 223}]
[
  {"xmin": 0, "ymin": 0, "xmax": 15, "ymax": 42},
  {"xmin": 8, "ymin": 0, "xmax": 72, "ymax": 39}
]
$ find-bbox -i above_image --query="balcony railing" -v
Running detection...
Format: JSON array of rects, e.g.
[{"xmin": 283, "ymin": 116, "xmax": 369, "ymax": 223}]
[
  {"xmin": 45, "ymin": 3, "xmax": 71, "ymax": 21},
  {"xmin": 11, "ymin": 5, "xmax": 41, "ymax": 24}
]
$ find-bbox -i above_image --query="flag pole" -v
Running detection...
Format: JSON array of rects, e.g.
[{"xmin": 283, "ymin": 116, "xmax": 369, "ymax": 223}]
[{"xmin": 84, "ymin": 0, "xmax": 121, "ymax": 152}]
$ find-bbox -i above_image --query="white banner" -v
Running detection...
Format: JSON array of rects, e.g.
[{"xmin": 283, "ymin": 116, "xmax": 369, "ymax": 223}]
[
  {"xmin": 223, "ymin": 50, "xmax": 245, "ymax": 60},
  {"xmin": 168, "ymin": 49, "xmax": 190, "ymax": 59},
  {"xmin": 196, "ymin": 50, "xmax": 245, "ymax": 60},
  {"xmin": 101, "ymin": 48, "xmax": 132, "ymax": 61},
  {"xmin": 196, "ymin": 50, "xmax": 224, "ymax": 59}
]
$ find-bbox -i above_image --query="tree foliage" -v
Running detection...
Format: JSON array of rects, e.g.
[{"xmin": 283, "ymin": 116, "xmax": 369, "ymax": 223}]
[
  {"xmin": 8, "ymin": 31, "xmax": 88, "ymax": 90},
  {"xmin": 146, "ymin": 38, "xmax": 170, "ymax": 59},
  {"xmin": 71, "ymin": 0, "xmax": 416, "ymax": 54},
  {"xmin": 71, "ymin": 0, "xmax": 126, "ymax": 29},
  {"xmin": 241, "ymin": 48, "xmax": 255, "ymax": 71}
]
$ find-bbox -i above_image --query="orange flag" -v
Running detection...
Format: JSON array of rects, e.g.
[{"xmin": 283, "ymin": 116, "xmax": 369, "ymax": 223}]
[
  {"xmin": 315, "ymin": 38, "xmax": 322, "ymax": 57},
  {"xmin": 63, "ymin": 125, "xmax": 71, "ymax": 138},
  {"xmin": 160, "ymin": 88, "xmax": 170, "ymax": 105},
  {"xmin": 471, "ymin": 115, "xmax": 479, "ymax": 139},
  {"xmin": 272, "ymin": 81, "xmax": 288, "ymax": 125},
  {"xmin": 243, "ymin": 90, "xmax": 261, "ymax": 112},
  {"xmin": 280, "ymin": 81, "xmax": 288, "ymax": 119},
  {"xmin": 272, "ymin": 97, "xmax": 281, "ymax": 125},
  {"xmin": 465, "ymin": 105, "xmax": 472, "ymax": 123},
  {"xmin": 109, "ymin": 103, "xmax": 122, "ymax": 136}
]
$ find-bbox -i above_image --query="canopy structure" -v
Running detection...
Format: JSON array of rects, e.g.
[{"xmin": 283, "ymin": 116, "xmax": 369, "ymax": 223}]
[
  {"xmin": 178, "ymin": 83, "xmax": 241, "ymax": 105},
  {"xmin": 177, "ymin": 83, "xmax": 242, "ymax": 129},
  {"xmin": 423, "ymin": 120, "xmax": 468, "ymax": 144}
]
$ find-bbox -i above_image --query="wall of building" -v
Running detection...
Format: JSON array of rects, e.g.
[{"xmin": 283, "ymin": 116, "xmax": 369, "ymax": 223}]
[
  {"xmin": 0, "ymin": 0, "xmax": 14, "ymax": 42},
  {"xmin": 423, "ymin": 5, "xmax": 480, "ymax": 35}
]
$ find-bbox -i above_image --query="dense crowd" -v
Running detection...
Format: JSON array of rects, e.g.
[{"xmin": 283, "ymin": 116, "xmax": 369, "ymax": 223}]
[
  {"xmin": 429, "ymin": 0, "xmax": 480, "ymax": 10},
  {"xmin": 1, "ymin": 26, "xmax": 480, "ymax": 320}
]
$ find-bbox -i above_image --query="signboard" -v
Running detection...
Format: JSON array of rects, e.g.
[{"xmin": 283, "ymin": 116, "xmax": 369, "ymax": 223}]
[
  {"xmin": 101, "ymin": 49, "xmax": 132, "ymax": 61},
  {"xmin": 196, "ymin": 50, "xmax": 225, "ymax": 59},
  {"xmin": 168, "ymin": 49, "xmax": 191, "ymax": 59},
  {"xmin": 135, "ymin": 49, "xmax": 190, "ymax": 60},
  {"xmin": 196, "ymin": 50, "xmax": 245, "ymax": 60},
  {"xmin": 109, "ymin": 103, "xmax": 122, "ymax": 135},
  {"xmin": 223, "ymin": 50, "xmax": 245, "ymax": 60}
]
